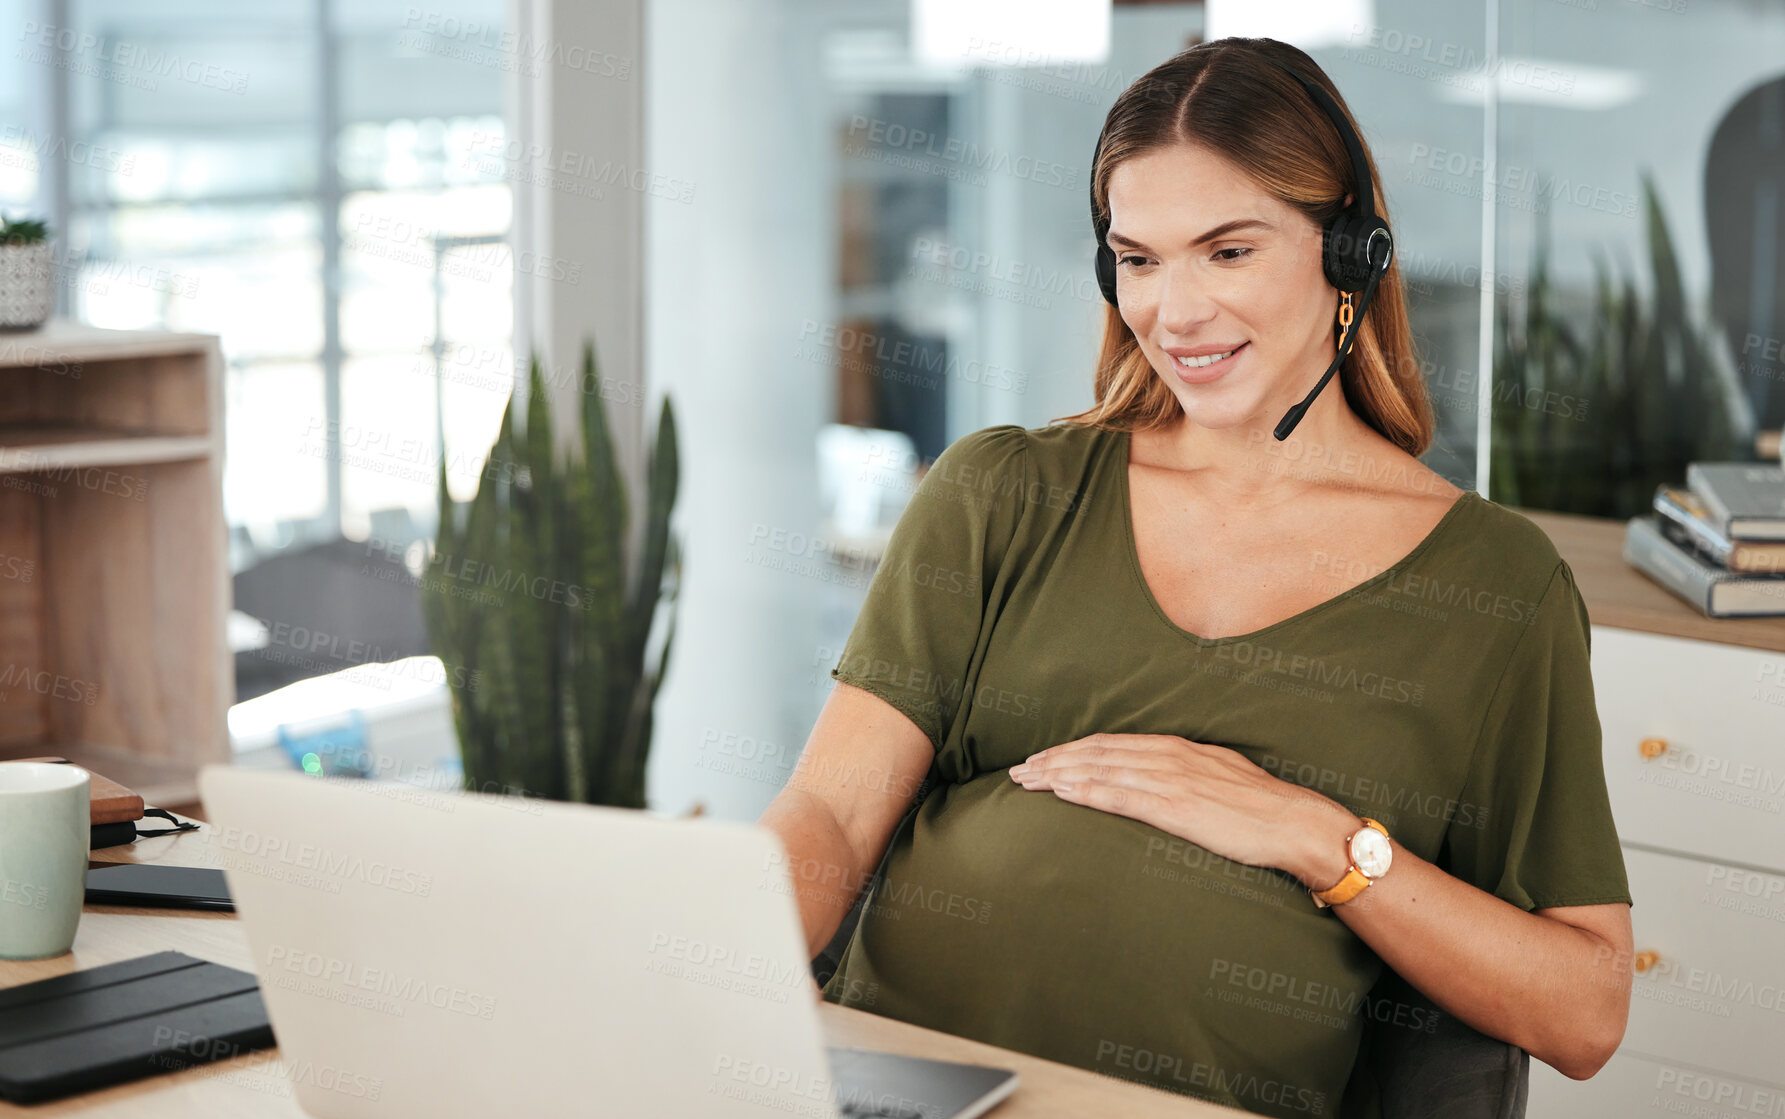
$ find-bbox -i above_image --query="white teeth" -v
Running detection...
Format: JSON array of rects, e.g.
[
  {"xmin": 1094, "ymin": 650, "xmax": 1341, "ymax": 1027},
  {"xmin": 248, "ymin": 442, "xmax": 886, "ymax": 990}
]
[{"xmin": 1176, "ymin": 348, "xmax": 1236, "ymax": 368}]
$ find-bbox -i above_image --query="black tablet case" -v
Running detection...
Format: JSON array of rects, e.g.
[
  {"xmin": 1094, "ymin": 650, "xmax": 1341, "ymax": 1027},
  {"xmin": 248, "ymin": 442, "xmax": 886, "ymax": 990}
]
[
  {"xmin": 85, "ymin": 865, "xmax": 235, "ymax": 912},
  {"xmin": 0, "ymin": 951, "xmax": 275, "ymax": 1103}
]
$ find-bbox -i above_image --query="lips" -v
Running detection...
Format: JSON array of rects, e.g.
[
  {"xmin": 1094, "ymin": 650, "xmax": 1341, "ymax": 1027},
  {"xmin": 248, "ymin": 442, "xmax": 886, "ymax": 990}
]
[
  {"xmin": 1165, "ymin": 341, "xmax": 1248, "ymax": 366},
  {"xmin": 1166, "ymin": 341, "xmax": 1249, "ymax": 382}
]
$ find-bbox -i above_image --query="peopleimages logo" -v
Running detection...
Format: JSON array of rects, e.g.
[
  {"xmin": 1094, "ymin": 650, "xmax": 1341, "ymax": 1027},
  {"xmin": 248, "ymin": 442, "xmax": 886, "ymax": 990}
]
[
  {"xmin": 213, "ymin": 825, "xmax": 433, "ymax": 896},
  {"xmin": 1257, "ymin": 753, "xmax": 1489, "ymax": 830},
  {"xmin": 1093, "ymin": 1039, "xmax": 1326, "ymax": 1115},
  {"xmin": 149, "ymin": 1026, "xmax": 382, "ymax": 1101},
  {"xmin": 645, "ymin": 933, "xmax": 808, "ymax": 989},
  {"xmin": 264, "ymin": 946, "xmax": 496, "ymax": 1020},
  {"xmin": 1655, "ymin": 1067, "xmax": 1784, "ymax": 1115},
  {"xmin": 18, "ymin": 21, "xmax": 251, "ymax": 94},
  {"xmin": 844, "ymin": 115, "xmax": 1076, "ymax": 188},
  {"xmin": 1206, "ymin": 639, "xmax": 1426, "ymax": 707},
  {"xmin": 1636, "ymin": 743, "xmax": 1785, "ymax": 813},
  {"xmin": 0, "ymin": 664, "xmax": 99, "ymax": 706}
]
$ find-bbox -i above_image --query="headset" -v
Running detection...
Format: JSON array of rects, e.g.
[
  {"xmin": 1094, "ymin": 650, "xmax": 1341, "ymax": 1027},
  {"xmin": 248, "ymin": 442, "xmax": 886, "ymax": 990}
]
[{"xmin": 1090, "ymin": 54, "xmax": 1394, "ymax": 441}]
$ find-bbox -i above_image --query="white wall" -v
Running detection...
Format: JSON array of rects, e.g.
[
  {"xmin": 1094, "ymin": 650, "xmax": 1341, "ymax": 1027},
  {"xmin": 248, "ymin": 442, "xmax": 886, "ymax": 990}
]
[{"xmin": 642, "ymin": 0, "xmax": 837, "ymax": 817}]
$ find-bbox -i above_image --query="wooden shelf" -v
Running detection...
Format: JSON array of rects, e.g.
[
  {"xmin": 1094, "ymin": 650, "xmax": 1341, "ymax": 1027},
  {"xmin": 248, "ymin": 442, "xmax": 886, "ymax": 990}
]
[
  {"xmin": 1519, "ymin": 505, "xmax": 1785, "ymax": 655},
  {"xmin": 0, "ymin": 321, "xmax": 230, "ymax": 801},
  {"xmin": 0, "ymin": 320, "xmax": 224, "ymax": 367},
  {"xmin": 0, "ymin": 426, "xmax": 213, "ymax": 473}
]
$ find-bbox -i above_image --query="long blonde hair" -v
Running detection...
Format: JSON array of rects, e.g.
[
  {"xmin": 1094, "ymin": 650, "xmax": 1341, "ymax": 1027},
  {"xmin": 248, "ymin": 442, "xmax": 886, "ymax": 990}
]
[{"xmin": 1050, "ymin": 37, "xmax": 1435, "ymax": 456}]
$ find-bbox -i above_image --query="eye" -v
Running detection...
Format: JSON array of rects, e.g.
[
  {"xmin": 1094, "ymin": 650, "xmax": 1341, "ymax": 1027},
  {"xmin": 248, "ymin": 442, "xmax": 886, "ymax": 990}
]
[
  {"xmin": 1215, "ymin": 247, "xmax": 1253, "ymax": 262},
  {"xmin": 1117, "ymin": 254, "xmax": 1148, "ymax": 268}
]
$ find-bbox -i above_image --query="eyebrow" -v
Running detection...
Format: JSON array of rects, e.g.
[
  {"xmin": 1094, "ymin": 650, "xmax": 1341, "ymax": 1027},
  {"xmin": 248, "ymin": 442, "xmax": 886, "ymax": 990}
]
[{"xmin": 1106, "ymin": 218, "xmax": 1277, "ymax": 250}]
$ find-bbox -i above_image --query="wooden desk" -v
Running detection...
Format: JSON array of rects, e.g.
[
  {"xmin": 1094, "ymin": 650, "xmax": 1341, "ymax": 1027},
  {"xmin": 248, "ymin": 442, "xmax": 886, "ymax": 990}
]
[
  {"xmin": 0, "ymin": 817, "xmax": 1236, "ymax": 1118},
  {"xmin": 1519, "ymin": 505, "xmax": 1785, "ymax": 654}
]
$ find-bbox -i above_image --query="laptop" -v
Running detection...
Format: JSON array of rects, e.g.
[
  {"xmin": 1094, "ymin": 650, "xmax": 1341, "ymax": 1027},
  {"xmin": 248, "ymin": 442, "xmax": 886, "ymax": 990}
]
[{"xmin": 197, "ymin": 766, "xmax": 1018, "ymax": 1118}]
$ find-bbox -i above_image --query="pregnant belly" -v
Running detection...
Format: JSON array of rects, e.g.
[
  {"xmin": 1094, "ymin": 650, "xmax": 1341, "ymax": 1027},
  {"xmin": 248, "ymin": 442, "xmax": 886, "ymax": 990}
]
[{"xmin": 839, "ymin": 773, "xmax": 1379, "ymax": 1114}]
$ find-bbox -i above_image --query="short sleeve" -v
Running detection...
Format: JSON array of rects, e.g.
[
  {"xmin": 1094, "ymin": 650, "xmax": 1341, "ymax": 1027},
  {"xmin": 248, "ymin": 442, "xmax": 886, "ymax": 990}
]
[
  {"xmin": 829, "ymin": 425, "xmax": 1032, "ymax": 754},
  {"xmin": 1441, "ymin": 560, "xmax": 1634, "ymax": 912}
]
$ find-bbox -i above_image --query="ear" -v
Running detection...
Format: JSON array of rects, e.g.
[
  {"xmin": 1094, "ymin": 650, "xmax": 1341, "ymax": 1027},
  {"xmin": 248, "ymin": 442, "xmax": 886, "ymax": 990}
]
[{"xmin": 1343, "ymin": 192, "xmax": 1355, "ymax": 208}]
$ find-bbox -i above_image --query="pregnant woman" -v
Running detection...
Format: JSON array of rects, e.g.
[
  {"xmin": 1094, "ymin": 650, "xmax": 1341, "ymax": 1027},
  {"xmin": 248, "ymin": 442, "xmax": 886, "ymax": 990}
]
[{"xmin": 759, "ymin": 36, "xmax": 1632, "ymax": 1119}]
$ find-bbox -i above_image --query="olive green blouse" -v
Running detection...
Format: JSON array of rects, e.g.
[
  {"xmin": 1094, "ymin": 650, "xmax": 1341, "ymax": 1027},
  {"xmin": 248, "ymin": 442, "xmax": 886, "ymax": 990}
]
[{"xmin": 818, "ymin": 422, "xmax": 1631, "ymax": 1119}]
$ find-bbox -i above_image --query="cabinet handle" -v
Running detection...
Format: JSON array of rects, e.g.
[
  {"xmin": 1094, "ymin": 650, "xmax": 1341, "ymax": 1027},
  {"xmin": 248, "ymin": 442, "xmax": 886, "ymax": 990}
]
[
  {"xmin": 1633, "ymin": 950, "xmax": 1661, "ymax": 974},
  {"xmin": 1639, "ymin": 738, "xmax": 1668, "ymax": 760}
]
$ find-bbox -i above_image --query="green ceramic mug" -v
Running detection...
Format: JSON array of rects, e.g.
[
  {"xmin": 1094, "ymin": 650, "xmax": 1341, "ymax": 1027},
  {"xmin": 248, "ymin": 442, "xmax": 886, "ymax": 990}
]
[{"xmin": 0, "ymin": 761, "xmax": 90, "ymax": 960}]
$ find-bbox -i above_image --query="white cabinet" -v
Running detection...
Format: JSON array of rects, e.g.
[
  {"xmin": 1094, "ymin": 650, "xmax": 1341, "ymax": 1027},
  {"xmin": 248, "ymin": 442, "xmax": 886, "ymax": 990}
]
[
  {"xmin": 1592, "ymin": 627, "xmax": 1785, "ymax": 869},
  {"xmin": 1528, "ymin": 625, "xmax": 1785, "ymax": 1118},
  {"xmin": 1618, "ymin": 847, "xmax": 1785, "ymax": 1076},
  {"xmin": 1530, "ymin": 1050, "xmax": 1785, "ymax": 1118}
]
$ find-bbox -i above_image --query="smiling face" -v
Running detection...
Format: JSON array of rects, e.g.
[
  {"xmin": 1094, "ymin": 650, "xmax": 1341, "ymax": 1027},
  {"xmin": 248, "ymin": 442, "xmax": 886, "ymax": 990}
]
[{"xmin": 1104, "ymin": 141, "xmax": 1341, "ymax": 433}]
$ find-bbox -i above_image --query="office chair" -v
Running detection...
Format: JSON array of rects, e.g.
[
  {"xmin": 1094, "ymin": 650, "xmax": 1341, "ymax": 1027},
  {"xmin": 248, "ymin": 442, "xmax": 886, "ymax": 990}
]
[
  {"xmin": 1350, "ymin": 967, "xmax": 1530, "ymax": 1119},
  {"xmin": 232, "ymin": 534, "xmax": 430, "ymax": 702}
]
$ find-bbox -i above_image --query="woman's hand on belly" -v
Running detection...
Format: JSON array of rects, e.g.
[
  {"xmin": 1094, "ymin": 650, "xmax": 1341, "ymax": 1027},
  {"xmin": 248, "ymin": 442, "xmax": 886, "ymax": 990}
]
[{"xmin": 1006, "ymin": 732, "xmax": 1358, "ymax": 885}]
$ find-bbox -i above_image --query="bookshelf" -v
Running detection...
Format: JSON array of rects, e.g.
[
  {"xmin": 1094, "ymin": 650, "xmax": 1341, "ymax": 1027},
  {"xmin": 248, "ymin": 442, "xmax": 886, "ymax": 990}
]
[{"xmin": 0, "ymin": 320, "xmax": 231, "ymax": 808}]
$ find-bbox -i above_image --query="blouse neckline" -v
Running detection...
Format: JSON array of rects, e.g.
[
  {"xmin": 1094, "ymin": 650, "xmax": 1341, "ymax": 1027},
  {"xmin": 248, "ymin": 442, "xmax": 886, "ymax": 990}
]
[{"xmin": 1112, "ymin": 426, "xmax": 1480, "ymax": 647}]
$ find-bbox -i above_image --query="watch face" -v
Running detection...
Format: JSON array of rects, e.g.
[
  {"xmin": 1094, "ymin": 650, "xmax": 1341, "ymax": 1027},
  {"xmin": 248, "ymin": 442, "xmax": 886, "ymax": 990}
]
[{"xmin": 1350, "ymin": 828, "xmax": 1393, "ymax": 878}]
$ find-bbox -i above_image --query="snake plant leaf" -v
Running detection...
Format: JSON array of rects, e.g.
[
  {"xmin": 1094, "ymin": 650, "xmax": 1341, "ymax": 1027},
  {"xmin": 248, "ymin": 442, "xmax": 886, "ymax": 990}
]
[
  {"xmin": 570, "ymin": 616, "xmax": 608, "ymax": 802},
  {"xmin": 574, "ymin": 341, "xmax": 634, "ymax": 802},
  {"xmin": 612, "ymin": 525, "xmax": 680, "ymax": 808},
  {"xmin": 563, "ymin": 441, "xmax": 616, "ymax": 805},
  {"xmin": 432, "ymin": 386, "xmax": 515, "ymax": 788},
  {"xmin": 634, "ymin": 534, "xmax": 681, "ymax": 805},
  {"xmin": 627, "ymin": 396, "xmax": 679, "ymax": 666},
  {"xmin": 510, "ymin": 357, "xmax": 567, "ymax": 799},
  {"xmin": 578, "ymin": 340, "xmax": 627, "ymax": 642},
  {"xmin": 597, "ymin": 395, "xmax": 679, "ymax": 802},
  {"xmin": 613, "ymin": 593, "xmax": 676, "ymax": 808}
]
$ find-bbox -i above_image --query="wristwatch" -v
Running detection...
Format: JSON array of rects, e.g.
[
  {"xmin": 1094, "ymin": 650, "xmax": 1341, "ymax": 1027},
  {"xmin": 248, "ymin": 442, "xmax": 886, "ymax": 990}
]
[{"xmin": 1310, "ymin": 817, "xmax": 1392, "ymax": 908}]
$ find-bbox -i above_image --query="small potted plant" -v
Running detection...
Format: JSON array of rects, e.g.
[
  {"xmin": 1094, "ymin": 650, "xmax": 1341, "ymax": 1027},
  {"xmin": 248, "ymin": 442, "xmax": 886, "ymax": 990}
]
[{"xmin": 0, "ymin": 215, "xmax": 54, "ymax": 330}]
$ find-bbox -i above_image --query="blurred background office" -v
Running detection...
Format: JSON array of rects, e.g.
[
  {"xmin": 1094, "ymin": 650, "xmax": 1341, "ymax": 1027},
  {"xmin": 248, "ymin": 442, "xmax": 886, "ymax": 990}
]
[{"xmin": 2, "ymin": 0, "xmax": 1780, "ymax": 819}]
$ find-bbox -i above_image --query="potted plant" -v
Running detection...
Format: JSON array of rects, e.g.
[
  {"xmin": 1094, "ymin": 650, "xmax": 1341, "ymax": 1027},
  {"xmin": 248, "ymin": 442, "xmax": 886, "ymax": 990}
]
[
  {"xmin": 1490, "ymin": 172, "xmax": 1747, "ymax": 518},
  {"xmin": 422, "ymin": 340, "xmax": 681, "ymax": 809},
  {"xmin": 0, "ymin": 215, "xmax": 54, "ymax": 330}
]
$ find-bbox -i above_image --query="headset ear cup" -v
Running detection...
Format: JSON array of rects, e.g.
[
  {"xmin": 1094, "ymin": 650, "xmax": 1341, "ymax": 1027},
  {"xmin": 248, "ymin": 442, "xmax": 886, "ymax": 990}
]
[
  {"xmin": 1329, "ymin": 214, "xmax": 1392, "ymax": 293},
  {"xmin": 1322, "ymin": 214, "xmax": 1366, "ymax": 293},
  {"xmin": 1096, "ymin": 244, "xmax": 1119, "ymax": 307}
]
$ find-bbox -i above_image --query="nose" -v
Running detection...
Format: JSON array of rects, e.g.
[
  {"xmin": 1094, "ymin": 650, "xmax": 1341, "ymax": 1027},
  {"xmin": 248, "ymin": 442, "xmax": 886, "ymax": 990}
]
[{"xmin": 1150, "ymin": 260, "xmax": 1219, "ymax": 337}]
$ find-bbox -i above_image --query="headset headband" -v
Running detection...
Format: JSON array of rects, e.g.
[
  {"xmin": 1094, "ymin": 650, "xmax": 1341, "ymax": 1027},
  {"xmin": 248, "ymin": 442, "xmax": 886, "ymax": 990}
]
[
  {"xmin": 1264, "ymin": 57, "xmax": 1375, "ymax": 228},
  {"xmin": 1090, "ymin": 50, "xmax": 1392, "ymax": 298}
]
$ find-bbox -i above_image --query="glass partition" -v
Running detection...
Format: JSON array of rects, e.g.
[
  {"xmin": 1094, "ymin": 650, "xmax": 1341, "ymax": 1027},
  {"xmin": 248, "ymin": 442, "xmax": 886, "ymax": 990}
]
[{"xmin": 1489, "ymin": 0, "xmax": 1784, "ymax": 516}]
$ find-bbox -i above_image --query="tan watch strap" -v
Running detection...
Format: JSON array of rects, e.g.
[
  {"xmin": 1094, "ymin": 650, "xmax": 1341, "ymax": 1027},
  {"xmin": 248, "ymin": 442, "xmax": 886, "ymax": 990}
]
[{"xmin": 1311, "ymin": 817, "xmax": 1388, "ymax": 909}]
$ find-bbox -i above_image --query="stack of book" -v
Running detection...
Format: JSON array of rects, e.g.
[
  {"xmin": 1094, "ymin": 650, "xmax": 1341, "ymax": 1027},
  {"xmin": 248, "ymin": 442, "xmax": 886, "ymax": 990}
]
[{"xmin": 1624, "ymin": 463, "xmax": 1785, "ymax": 617}]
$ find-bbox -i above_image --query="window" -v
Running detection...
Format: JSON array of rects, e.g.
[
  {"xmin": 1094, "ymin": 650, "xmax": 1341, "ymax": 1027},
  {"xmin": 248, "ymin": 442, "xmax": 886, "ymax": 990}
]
[{"xmin": 13, "ymin": 0, "xmax": 513, "ymax": 567}]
